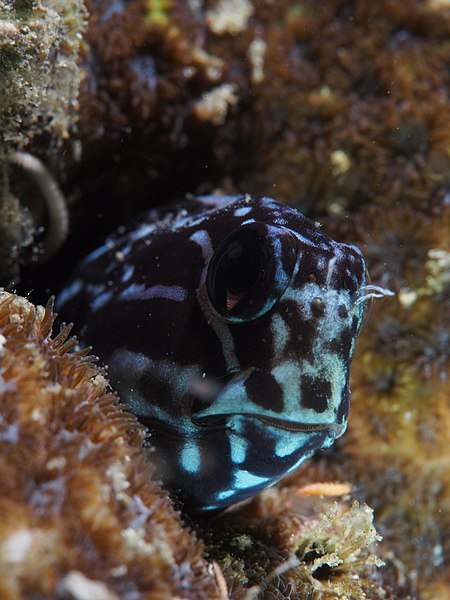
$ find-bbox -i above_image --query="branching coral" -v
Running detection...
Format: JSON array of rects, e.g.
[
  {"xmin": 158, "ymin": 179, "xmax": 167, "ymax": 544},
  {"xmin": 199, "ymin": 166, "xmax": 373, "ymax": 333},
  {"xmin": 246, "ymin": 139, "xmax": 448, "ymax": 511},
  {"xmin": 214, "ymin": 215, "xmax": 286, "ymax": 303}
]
[
  {"xmin": 0, "ymin": 291, "xmax": 218, "ymax": 599},
  {"xmin": 200, "ymin": 494, "xmax": 385, "ymax": 600}
]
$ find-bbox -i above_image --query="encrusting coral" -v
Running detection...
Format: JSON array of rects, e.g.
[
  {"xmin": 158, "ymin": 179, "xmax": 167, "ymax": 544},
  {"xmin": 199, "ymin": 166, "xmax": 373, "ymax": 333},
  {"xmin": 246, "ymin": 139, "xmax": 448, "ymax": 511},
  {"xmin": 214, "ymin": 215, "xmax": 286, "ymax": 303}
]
[
  {"xmin": 66, "ymin": 0, "xmax": 450, "ymax": 220},
  {"xmin": 0, "ymin": 0, "xmax": 87, "ymax": 284},
  {"xmin": 0, "ymin": 291, "xmax": 218, "ymax": 599},
  {"xmin": 0, "ymin": 0, "xmax": 87, "ymax": 147}
]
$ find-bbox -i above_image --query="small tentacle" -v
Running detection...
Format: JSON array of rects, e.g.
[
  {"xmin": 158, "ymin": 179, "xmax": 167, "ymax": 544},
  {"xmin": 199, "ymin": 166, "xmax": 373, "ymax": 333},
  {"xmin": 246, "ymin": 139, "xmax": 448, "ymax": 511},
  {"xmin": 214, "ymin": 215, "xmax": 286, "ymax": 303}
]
[
  {"xmin": 211, "ymin": 561, "xmax": 229, "ymax": 600},
  {"xmin": 355, "ymin": 284, "xmax": 395, "ymax": 305},
  {"xmin": 9, "ymin": 151, "xmax": 69, "ymax": 262}
]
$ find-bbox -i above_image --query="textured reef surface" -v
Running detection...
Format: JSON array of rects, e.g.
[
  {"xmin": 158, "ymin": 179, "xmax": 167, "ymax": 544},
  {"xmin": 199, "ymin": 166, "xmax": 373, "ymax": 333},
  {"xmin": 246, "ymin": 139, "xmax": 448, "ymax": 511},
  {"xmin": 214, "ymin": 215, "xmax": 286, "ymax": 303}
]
[
  {"xmin": 1, "ymin": 0, "xmax": 449, "ymax": 598},
  {"xmin": 0, "ymin": 0, "xmax": 87, "ymax": 284},
  {"xmin": 0, "ymin": 291, "xmax": 218, "ymax": 599}
]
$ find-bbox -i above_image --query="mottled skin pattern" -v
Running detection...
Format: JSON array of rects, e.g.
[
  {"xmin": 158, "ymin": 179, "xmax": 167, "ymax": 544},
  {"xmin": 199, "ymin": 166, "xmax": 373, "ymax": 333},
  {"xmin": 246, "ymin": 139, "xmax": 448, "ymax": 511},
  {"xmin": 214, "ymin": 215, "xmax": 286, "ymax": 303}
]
[{"xmin": 57, "ymin": 196, "xmax": 366, "ymax": 511}]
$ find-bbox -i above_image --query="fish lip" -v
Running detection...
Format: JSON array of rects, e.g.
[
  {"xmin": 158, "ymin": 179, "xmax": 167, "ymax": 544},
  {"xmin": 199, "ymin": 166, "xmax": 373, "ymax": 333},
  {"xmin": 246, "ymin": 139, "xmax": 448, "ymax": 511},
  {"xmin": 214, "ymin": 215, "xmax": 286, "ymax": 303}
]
[
  {"xmin": 192, "ymin": 412, "xmax": 343, "ymax": 436},
  {"xmin": 248, "ymin": 414, "xmax": 343, "ymax": 435}
]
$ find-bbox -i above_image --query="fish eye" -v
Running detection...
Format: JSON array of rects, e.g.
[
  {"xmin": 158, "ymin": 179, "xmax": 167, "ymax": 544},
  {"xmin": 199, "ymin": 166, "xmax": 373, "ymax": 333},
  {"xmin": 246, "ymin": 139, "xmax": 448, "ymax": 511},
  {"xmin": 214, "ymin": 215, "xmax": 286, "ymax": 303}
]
[{"xmin": 207, "ymin": 223, "xmax": 297, "ymax": 323}]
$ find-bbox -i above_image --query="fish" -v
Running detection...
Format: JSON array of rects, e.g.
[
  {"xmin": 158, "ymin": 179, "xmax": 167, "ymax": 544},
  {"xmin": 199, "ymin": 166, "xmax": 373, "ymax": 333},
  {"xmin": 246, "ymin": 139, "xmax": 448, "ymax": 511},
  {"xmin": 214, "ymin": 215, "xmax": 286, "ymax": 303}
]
[{"xmin": 56, "ymin": 195, "xmax": 368, "ymax": 511}]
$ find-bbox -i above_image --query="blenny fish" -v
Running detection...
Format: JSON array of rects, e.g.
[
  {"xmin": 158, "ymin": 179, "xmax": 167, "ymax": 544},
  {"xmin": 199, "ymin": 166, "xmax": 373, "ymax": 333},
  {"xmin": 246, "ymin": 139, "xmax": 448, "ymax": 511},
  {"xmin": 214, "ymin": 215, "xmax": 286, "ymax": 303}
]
[{"xmin": 57, "ymin": 195, "xmax": 368, "ymax": 511}]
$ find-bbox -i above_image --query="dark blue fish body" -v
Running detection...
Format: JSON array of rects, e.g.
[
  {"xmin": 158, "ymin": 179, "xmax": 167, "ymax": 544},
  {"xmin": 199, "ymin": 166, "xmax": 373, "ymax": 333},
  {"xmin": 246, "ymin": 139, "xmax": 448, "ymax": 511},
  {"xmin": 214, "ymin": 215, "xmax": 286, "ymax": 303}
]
[{"xmin": 57, "ymin": 196, "xmax": 367, "ymax": 511}]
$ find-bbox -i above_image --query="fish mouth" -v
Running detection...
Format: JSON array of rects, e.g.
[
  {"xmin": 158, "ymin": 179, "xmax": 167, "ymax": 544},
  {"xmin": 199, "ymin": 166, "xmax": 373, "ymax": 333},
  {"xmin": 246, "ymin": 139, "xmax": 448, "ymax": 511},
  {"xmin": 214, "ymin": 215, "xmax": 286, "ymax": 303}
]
[
  {"xmin": 250, "ymin": 414, "xmax": 343, "ymax": 435},
  {"xmin": 192, "ymin": 412, "xmax": 343, "ymax": 436}
]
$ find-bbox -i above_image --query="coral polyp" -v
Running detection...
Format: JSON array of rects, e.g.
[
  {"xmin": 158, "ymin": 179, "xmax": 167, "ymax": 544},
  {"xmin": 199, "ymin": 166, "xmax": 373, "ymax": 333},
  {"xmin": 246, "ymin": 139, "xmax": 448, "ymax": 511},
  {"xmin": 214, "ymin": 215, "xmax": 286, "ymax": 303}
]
[{"xmin": 0, "ymin": 291, "xmax": 218, "ymax": 599}]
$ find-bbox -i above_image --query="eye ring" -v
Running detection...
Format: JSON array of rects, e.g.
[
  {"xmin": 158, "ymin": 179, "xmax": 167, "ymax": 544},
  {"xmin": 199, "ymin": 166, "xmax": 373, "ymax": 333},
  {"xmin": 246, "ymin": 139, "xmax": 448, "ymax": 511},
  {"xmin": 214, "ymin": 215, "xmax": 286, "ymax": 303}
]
[{"xmin": 206, "ymin": 223, "xmax": 297, "ymax": 323}]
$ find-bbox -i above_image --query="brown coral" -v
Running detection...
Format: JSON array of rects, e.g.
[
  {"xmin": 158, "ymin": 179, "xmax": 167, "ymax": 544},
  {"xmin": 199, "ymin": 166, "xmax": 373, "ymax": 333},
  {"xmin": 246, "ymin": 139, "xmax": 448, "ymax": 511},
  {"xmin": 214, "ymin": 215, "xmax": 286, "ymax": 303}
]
[
  {"xmin": 75, "ymin": 0, "xmax": 450, "ymax": 215},
  {"xmin": 199, "ymin": 491, "xmax": 386, "ymax": 600},
  {"xmin": 0, "ymin": 291, "xmax": 218, "ymax": 599},
  {"xmin": 0, "ymin": 0, "xmax": 87, "ymax": 284}
]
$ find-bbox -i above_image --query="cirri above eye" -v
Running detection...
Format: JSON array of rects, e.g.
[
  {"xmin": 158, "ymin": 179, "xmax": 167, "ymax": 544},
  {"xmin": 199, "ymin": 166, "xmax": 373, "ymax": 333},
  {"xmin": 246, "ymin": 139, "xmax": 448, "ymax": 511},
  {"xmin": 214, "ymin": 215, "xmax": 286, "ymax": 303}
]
[
  {"xmin": 56, "ymin": 195, "xmax": 380, "ymax": 513},
  {"xmin": 206, "ymin": 223, "xmax": 297, "ymax": 323}
]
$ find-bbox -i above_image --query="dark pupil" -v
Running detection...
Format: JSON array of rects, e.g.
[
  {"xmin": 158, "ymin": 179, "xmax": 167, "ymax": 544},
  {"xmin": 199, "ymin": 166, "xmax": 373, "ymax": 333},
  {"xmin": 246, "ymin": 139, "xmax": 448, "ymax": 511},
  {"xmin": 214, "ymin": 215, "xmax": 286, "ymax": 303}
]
[
  {"xmin": 223, "ymin": 241, "xmax": 261, "ymax": 296},
  {"xmin": 215, "ymin": 236, "xmax": 264, "ymax": 312}
]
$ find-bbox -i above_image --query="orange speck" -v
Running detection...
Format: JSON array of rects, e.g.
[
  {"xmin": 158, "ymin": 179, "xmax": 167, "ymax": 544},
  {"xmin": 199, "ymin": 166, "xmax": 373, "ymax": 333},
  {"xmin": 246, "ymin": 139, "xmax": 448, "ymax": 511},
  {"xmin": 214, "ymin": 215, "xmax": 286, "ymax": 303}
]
[{"xmin": 296, "ymin": 482, "xmax": 352, "ymax": 497}]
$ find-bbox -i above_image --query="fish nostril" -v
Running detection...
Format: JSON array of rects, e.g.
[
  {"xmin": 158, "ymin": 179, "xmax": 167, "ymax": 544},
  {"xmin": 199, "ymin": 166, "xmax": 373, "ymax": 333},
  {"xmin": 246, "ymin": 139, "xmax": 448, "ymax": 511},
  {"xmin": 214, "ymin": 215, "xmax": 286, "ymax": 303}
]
[
  {"xmin": 311, "ymin": 297, "xmax": 325, "ymax": 317},
  {"xmin": 338, "ymin": 304, "xmax": 349, "ymax": 318}
]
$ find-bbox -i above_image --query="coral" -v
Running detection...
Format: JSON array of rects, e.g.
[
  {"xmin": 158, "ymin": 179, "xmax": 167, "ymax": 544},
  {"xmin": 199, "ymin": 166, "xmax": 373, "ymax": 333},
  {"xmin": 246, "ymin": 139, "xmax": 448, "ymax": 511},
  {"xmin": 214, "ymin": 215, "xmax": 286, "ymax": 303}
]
[
  {"xmin": 0, "ymin": 0, "xmax": 87, "ymax": 284},
  {"xmin": 3, "ymin": 0, "xmax": 450, "ymax": 276},
  {"xmin": 68, "ymin": 0, "xmax": 450, "ymax": 218},
  {"xmin": 229, "ymin": 0, "xmax": 450, "ymax": 215},
  {"xmin": 0, "ymin": 291, "xmax": 218, "ymax": 599},
  {"xmin": 290, "ymin": 285, "xmax": 450, "ymax": 596},
  {"xmin": 205, "ymin": 0, "xmax": 254, "ymax": 35},
  {"xmin": 200, "ymin": 493, "xmax": 385, "ymax": 600},
  {"xmin": 0, "ymin": 0, "xmax": 87, "ymax": 147},
  {"xmin": 73, "ymin": 0, "xmax": 217, "ymax": 229},
  {"xmin": 0, "ymin": 185, "xmax": 34, "ymax": 288}
]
